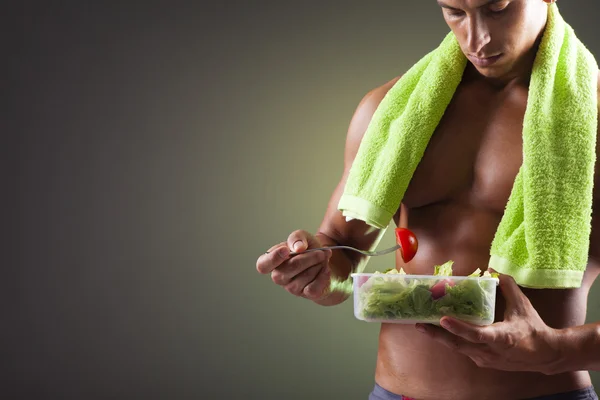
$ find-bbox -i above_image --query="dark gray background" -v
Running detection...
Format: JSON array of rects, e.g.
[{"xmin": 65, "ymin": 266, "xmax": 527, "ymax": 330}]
[{"xmin": 7, "ymin": 1, "xmax": 600, "ymax": 399}]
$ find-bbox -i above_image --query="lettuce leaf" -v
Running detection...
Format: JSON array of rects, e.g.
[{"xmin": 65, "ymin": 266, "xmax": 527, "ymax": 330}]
[
  {"xmin": 468, "ymin": 268, "xmax": 482, "ymax": 277},
  {"xmin": 358, "ymin": 261, "xmax": 498, "ymax": 324},
  {"xmin": 433, "ymin": 260, "xmax": 454, "ymax": 276},
  {"xmin": 435, "ymin": 279, "xmax": 496, "ymax": 320}
]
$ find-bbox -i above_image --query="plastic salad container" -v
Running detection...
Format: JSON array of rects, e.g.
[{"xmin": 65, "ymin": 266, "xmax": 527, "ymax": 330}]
[{"xmin": 351, "ymin": 261, "xmax": 500, "ymax": 326}]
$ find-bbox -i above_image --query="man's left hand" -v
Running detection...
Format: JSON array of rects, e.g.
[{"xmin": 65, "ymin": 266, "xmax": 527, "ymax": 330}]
[{"xmin": 416, "ymin": 273, "xmax": 564, "ymax": 374}]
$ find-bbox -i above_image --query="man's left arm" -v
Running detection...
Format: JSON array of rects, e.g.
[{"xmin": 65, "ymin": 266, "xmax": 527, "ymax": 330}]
[{"xmin": 552, "ymin": 73, "xmax": 600, "ymax": 373}]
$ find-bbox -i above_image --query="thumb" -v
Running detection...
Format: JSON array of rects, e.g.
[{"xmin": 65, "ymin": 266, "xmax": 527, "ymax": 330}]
[{"xmin": 287, "ymin": 230, "xmax": 316, "ymax": 253}]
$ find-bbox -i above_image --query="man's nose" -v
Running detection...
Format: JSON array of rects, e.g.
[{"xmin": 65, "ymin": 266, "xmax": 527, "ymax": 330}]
[{"xmin": 467, "ymin": 16, "xmax": 491, "ymax": 55}]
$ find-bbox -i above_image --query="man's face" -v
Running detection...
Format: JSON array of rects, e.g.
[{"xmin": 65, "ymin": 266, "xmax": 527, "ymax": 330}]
[{"xmin": 438, "ymin": 0, "xmax": 548, "ymax": 78}]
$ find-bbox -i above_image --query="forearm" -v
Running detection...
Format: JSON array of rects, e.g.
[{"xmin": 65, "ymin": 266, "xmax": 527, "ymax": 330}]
[{"xmin": 552, "ymin": 323, "xmax": 600, "ymax": 373}]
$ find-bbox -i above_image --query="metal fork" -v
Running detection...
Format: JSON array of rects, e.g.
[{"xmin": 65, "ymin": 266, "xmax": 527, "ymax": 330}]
[{"xmin": 267, "ymin": 244, "xmax": 401, "ymax": 257}]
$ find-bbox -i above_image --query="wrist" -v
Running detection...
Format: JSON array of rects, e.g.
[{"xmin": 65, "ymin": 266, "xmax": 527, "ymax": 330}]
[
  {"xmin": 313, "ymin": 290, "xmax": 349, "ymax": 306},
  {"xmin": 312, "ymin": 275, "xmax": 353, "ymax": 307},
  {"xmin": 549, "ymin": 324, "xmax": 600, "ymax": 374}
]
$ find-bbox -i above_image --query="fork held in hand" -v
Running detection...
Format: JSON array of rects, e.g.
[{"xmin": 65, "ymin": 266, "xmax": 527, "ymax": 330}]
[
  {"xmin": 287, "ymin": 244, "xmax": 401, "ymax": 257},
  {"xmin": 264, "ymin": 227, "xmax": 418, "ymax": 262}
]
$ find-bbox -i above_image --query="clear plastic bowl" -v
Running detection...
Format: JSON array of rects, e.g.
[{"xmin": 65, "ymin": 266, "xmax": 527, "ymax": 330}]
[{"xmin": 351, "ymin": 273, "xmax": 499, "ymax": 326}]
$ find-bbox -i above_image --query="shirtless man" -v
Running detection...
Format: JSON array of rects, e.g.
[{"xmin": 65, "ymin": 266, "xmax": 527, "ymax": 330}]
[{"xmin": 256, "ymin": 0, "xmax": 600, "ymax": 398}]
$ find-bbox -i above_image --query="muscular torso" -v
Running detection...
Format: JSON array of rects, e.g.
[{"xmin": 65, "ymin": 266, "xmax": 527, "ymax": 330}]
[{"xmin": 374, "ymin": 70, "xmax": 600, "ymax": 399}]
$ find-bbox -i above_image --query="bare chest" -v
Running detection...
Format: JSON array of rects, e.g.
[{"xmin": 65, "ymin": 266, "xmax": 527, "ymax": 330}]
[{"xmin": 402, "ymin": 82, "xmax": 528, "ymax": 213}]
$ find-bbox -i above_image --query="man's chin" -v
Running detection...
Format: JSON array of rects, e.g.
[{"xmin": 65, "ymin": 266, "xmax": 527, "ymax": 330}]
[{"xmin": 472, "ymin": 64, "xmax": 509, "ymax": 79}]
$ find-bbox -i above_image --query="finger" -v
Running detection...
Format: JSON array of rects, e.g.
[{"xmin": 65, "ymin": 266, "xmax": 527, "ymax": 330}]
[
  {"xmin": 287, "ymin": 229, "xmax": 319, "ymax": 253},
  {"xmin": 416, "ymin": 323, "xmax": 487, "ymax": 354},
  {"xmin": 271, "ymin": 249, "xmax": 329, "ymax": 285},
  {"xmin": 498, "ymin": 274, "xmax": 530, "ymax": 315},
  {"xmin": 303, "ymin": 266, "xmax": 331, "ymax": 300},
  {"xmin": 439, "ymin": 316, "xmax": 498, "ymax": 344},
  {"xmin": 284, "ymin": 265, "xmax": 322, "ymax": 297},
  {"xmin": 256, "ymin": 243, "xmax": 290, "ymax": 274}
]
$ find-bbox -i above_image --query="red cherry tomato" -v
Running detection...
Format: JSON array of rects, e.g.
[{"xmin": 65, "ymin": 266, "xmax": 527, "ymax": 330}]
[{"xmin": 395, "ymin": 228, "xmax": 418, "ymax": 262}]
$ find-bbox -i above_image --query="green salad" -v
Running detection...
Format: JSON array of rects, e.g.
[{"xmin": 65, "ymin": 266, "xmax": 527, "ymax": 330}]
[{"xmin": 357, "ymin": 261, "xmax": 499, "ymax": 324}]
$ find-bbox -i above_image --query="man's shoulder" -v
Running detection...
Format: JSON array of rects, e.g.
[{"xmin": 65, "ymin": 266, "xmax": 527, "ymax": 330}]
[
  {"xmin": 363, "ymin": 75, "xmax": 402, "ymax": 108},
  {"xmin": 344, "ymin": 75, "xmax": 403, "ymax": 153},
  {"xmin": 350, "ymin": 75, "xmax": 402, "ymax": 129}
]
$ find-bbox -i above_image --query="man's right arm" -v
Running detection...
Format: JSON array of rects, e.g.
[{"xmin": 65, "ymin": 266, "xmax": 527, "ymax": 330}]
[
  {"xmin": 256, "ymin": 76, "xmax": 402, "ymax": 306},
  {"xmin": 312, "ymin": 76, "xmax": 402, "ymax": 306}
]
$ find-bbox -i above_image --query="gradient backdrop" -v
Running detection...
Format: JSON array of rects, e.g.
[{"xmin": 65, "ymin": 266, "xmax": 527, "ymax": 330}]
[{"xmin": 7, "ymin": 1, "xmax": 600, "ymax": 399}]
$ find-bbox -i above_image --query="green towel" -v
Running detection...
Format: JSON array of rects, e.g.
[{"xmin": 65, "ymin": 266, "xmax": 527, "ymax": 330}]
[{"xmin": 338, "ymin": 4, "xmax": 598, "ymax": 289}]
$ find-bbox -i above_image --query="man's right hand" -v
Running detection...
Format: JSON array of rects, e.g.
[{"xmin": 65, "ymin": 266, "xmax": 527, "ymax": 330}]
[{"xmin": 256, "ymin": 230, "xmax": 333, "ymax": 301}]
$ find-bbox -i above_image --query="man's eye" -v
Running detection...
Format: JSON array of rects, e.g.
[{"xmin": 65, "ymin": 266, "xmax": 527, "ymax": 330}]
[
  {"xmin": 489, "ymin": 2, "xmax": 509, "ymax": 13},
  {"xmin": 447, "ymin": 9, "xmax": 465, "ymax": 17}
]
